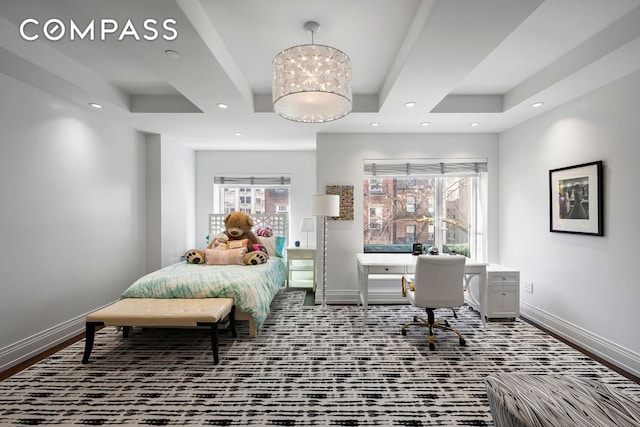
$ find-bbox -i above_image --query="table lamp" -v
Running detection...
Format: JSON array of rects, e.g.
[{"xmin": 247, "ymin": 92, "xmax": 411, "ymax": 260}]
[
  {"xmin": 299, "ymin": 217, "xmax": 315, "ymax": 248},
  {"xmin": 312, "ymin": 194, "xmax": 340, "ymax": 308}
]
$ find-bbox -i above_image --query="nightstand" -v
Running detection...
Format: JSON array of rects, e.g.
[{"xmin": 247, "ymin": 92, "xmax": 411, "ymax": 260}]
[{"xmin": 285, "ymin": 248, "xmax": 316, "ymax": 290}]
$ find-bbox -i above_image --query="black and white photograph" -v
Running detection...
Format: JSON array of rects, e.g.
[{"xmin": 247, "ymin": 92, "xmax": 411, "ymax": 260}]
[
  {"xmin": 558, "ymin": 176, "xmax": 589, "ymax": 219},
  {"xmin": 549, "ymin": 161, "xmax": 603, "ymax": 235}
]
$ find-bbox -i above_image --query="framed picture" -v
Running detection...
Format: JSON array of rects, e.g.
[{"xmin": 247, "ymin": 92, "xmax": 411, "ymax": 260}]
[
  {"xmin": 549, "ymin": 160, "xmax": 603, "ymax": 236},
  {"xmin": 326, "ymin": 185, "xmax": 354, "ymax": 220}
]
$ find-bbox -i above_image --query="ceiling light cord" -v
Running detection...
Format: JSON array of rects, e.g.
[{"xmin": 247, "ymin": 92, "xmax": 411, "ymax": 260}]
[{"xmin": 304, "ymin": 21, "xmax": 320, "ymax": 45}]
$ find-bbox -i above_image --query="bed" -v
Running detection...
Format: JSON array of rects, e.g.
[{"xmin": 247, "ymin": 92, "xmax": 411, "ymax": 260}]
[{"xmin": 120, "ymin": 213, "xmax": 288, "ymax": 337}]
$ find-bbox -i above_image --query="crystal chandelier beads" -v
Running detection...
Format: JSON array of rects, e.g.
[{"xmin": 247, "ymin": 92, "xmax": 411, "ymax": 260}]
[{"xmin": 272, "ymin": 22, "xmax": 352, "ymax": 123}]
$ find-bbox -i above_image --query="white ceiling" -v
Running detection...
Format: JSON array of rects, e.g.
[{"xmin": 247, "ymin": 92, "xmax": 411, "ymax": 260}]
[{"xmin": 1, "ymin": 0, "xmax": 640, "ymax": 151}]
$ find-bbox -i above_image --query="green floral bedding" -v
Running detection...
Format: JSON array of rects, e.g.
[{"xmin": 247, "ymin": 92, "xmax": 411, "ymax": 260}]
[{"xmin": 120, "ymin": 259, "xmax": 286, "ymax": 329}]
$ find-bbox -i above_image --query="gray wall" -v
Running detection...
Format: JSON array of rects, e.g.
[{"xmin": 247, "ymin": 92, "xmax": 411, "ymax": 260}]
[
  {"xmin": 499, "ymin": 70, "xmax": 640, "ymax": 377},
  {"xmin": 0, "ymin": 73, "xmax": 147, "ymax": 370}
]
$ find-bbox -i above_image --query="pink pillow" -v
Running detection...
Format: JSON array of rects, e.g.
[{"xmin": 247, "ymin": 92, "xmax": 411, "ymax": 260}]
[
  {"xmin": 255, "ymin": 226, "xmax": 273, "ymax": 237},
  {"xmin": 205, "ymin": 248, "xmax": 246, "ymax": 265}
]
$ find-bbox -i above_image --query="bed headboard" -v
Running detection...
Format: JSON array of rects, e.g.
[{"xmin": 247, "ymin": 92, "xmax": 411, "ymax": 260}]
[{"xmin": 209, "ymin": 213, "xmax": 289, "ymax": 239}]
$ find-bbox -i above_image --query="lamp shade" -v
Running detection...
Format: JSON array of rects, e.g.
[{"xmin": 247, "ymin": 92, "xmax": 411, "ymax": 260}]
[
  {"xmin": 312, "ymin": 194, "xmax": 340, "ymax": 217},
  {"xmin": 272, "ymin": 22, "xmax": 352, "ymax": 123},
  {"xmin": 300, "ymin": 217, "xmax": 316, "ymax": 232}
]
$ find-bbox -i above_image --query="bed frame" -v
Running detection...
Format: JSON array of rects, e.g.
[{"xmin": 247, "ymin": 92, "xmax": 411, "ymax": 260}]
[
  {"xmin": 209, "ymin": 213, "xmax": 288, "ymax": 239},
  {"xmin": 208, "ymin": 213, "xmax": 289, "ymax": 337}
]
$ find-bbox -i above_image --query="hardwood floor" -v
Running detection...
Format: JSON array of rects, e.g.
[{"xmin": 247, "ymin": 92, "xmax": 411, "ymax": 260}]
[
  {"xmin": 0, "ymin": 333, "xmax": 86, "ymax": 381},
  {"xmin": 520, "ymin": 316, "xmax": 639, "ymax": 385}
]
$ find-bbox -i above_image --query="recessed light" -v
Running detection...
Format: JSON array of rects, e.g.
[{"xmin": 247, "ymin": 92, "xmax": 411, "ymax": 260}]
[
  {"xmin": 370, "ymin": 122, "xmax": 379, "ymax": 127},
  {"xmin": 88, "ymin": 103, "xmax": 102, "ymax": 109},
  {"xmin": 531, "ymin": 101, "xmax": 544, "ymax": 108},
  {"xmin": 164, "ymin": 49, "xmax": 180, "ymax": 59},
  {"xmin": 470, "ymin": 122, "xmax": 480, "ymax": 127},
  {"xmin": 404, "ymin": 101, "xmax": 416, "ymax": 107},
  {"xmin": 421, "ymin": 122, "xmax": 431, "ymax": 127},
  {"xmin": 234, "ymin": 132, "xmax": 242, "ymax": 136},
  {"xmin": 217, "ymin": 103, "xmax": 228, "ymax": 109}
]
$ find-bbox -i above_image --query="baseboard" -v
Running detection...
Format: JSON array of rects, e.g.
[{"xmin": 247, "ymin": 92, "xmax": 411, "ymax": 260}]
[
  {"xmin": 0, "ymin": 316, "xmax": 85, "ymax": 372},
  {"xmin": 520, "ymin": 301, "xmax": 640, "ymax": 378},
  {"xmin": 0, "ymin": 301, "xmax": 116, "ymax": 373}
]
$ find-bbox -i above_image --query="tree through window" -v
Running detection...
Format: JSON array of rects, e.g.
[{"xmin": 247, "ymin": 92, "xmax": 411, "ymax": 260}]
[{"xmin": 363, "ymin": 160, "xmax": 486, "ymax": 259}]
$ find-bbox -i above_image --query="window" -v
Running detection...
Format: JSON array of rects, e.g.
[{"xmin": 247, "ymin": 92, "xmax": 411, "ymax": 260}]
[
  {"xmin": 213, "ymin": 176, "xmax": 291, "ymax": 215},
  {"xmin": 368, "ymin": 178, "xmax": 384, "ymax": 194},
  {"xmin": 368, "ymin": 206, "xmax": 384, "ymax": 231},
  {"xmin": 405, "ymin": 224, "xmax": 416, "ymax": 244},
  {"xmin": 406, "ymin": 196, "xmax": 416, "ymax": 213},
  {"xmin": 363, "ymin": 160, "xmax": 487, "ymax": 260}
]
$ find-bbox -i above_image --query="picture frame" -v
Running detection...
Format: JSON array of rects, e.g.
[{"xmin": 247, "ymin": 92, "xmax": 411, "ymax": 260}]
[
  {"xmin": 325, "ymin": 185, "xmax": 354, "ymax": 220},
  {"xmin": 549, "ymin": 160, "xmax": 603, "ymax": 236}
]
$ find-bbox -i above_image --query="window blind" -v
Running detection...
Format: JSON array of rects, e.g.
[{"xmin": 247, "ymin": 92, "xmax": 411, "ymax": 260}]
[
  {"xmin": 363, "ymin": 160, "xmax": 487, "ymax": 176},
  {"xmin": 214, "ymin": 176, "xmax": 291, "ymax": 185}
]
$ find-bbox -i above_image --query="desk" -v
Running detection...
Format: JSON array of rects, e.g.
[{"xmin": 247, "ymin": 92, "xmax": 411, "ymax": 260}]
[{"xmin": 356, "ymin": 253, "xmax": 487, "ymax": 325}]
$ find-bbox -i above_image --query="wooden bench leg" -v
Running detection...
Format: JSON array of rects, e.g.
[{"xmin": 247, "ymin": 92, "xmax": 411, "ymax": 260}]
[
  {"xmin": 229, "ymin": 305, "xmax": 237, "ymax": 338},
  {"xmin": 82, "ymin": 322, "xmax": 104, "ymax": 364},
  {"xmin": 211, "ymin": 323, "xmax": 220, "ymax": 365},
  {"xmin": 197, "ymin": 321, "xmax": 220, "ymax": 364},
  {"xmin": 198, "ymin": 305, "xmax": 237, "ymax": 365}
]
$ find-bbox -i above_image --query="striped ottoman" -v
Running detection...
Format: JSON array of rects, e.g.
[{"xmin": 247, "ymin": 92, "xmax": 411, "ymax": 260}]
[{"xmin": 485, "ymin": 373, "xmax": 640, "ymax": 427}]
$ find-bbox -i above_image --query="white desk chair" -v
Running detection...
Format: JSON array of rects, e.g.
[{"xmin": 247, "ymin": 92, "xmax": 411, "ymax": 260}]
[{"xmin": 401, "ymin": 255, "xmax": 467, "ymax": 350}]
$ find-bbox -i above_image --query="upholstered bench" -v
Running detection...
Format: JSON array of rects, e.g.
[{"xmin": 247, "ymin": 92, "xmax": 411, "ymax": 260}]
[
  {"xmin": 82, "ymin": 298, "xmax": 236, "ymax": 365},
  {"xmin": 485, "ymin": 373, "xmax": 640, "ymax": 427}
]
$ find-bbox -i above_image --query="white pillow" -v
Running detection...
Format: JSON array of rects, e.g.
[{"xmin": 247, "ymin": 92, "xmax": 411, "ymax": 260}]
[{"xmin": 259, "ymin": 235, "xmax": 285, "ymax": 258}]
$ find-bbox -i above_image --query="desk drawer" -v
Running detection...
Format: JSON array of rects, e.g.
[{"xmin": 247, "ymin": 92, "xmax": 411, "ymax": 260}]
[
  {"xmin": 368, "ymin": 265, "xmax": 406, "ymax": 274},
  {"xmin": 488, "ymin": 272, "xmax": 519, "ymax": 286}
]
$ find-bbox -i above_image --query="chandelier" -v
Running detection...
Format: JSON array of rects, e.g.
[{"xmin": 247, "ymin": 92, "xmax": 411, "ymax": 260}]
[{"xmin": 272, "ymin": 21, "xmax": 352, "ymax": 123}]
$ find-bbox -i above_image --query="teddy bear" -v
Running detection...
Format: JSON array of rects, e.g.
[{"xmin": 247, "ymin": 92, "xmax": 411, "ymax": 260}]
[
  {"xmin": 208, "ymin": 212, "xmax": 268, "ymax": 265},
  {"xmin": 184, "ymin": 248, "xmax": 205, "ymax": 264}
]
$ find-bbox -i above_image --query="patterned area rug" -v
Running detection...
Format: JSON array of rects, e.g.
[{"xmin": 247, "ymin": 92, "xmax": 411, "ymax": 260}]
[{"xmin": 1, "ymin": 289, "xmax": 639, "ymax": 426}]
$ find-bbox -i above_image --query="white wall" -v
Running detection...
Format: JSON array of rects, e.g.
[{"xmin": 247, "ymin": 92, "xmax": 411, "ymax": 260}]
[
  {"xmin": 146, "ymin": 135, "xmax": 196, "ymax": 270},
  {"xmin": 0, "ymin": 74, "xmax": 147, "ymax": 370},
  {"xmin": 195, "ymin": 151, "xmax": 316, "ymax": 247},
  {"xmin": 316, "ymin": 133, "xmax": 500, "ymax": 303},
  {"xmin": 499, "ymin": 70, "xmax": 640, "ymax": 377},
  {"xmin": 146, "ymin": 135, "xmax": 162, "ymax": 272},
  {"xmin": 160, "ymin": 138, "xmax": 196, "ymax": 267}
]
